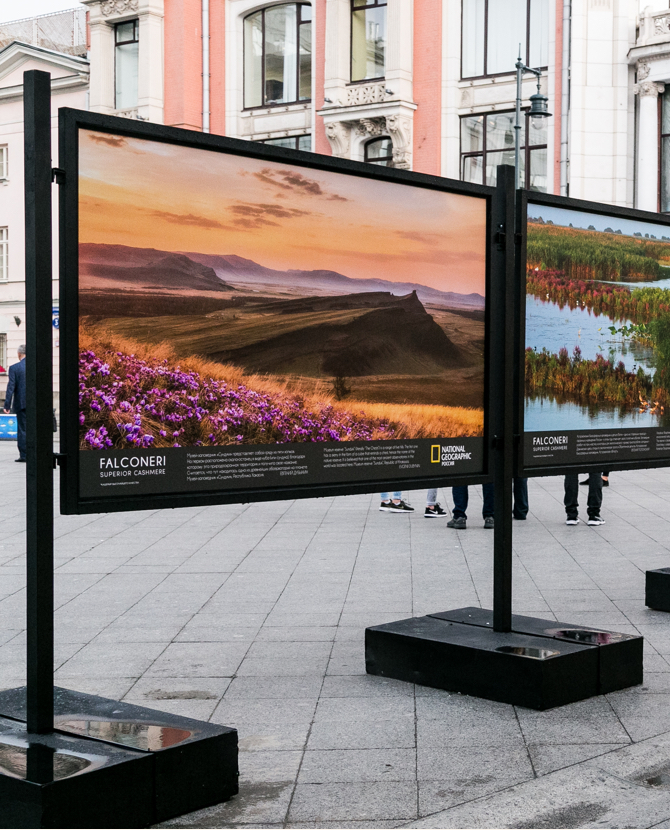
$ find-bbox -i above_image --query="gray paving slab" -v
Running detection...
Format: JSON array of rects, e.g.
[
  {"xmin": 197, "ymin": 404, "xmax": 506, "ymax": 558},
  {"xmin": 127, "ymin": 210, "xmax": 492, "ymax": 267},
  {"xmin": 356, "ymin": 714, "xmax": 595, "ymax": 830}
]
[{"xmin": 8, "ymin": 446, "xmax": 670, "ymax": 827}]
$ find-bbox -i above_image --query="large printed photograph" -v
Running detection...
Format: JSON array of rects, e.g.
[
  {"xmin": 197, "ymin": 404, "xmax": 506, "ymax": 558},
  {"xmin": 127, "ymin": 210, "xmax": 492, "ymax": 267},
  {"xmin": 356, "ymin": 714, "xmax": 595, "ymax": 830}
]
[
  {"xmin": 78, "ymin": 130, "xmax": 487, "ymax": 456},
  {"xmin": 525, "ymin": 203, "xmax": 670, "ymax": 433}
]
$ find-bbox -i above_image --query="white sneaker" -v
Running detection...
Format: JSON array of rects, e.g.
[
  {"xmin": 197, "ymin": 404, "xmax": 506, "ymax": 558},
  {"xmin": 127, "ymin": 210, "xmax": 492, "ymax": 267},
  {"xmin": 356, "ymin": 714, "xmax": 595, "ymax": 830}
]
[
  {"xmin": 565, "ymin": 517, "xmax": 580, "ymax": 526},
  {"xmin": 587, "ymin": 516, "xmax": 606, "ymax": 526}
]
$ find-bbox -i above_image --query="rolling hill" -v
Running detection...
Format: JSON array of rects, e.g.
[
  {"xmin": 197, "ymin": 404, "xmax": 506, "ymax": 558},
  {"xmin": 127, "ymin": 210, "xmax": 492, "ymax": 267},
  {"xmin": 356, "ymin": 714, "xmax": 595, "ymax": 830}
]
[{"xmin": 101, "ymin": 290, "xmax": 464, "ymax": 377}]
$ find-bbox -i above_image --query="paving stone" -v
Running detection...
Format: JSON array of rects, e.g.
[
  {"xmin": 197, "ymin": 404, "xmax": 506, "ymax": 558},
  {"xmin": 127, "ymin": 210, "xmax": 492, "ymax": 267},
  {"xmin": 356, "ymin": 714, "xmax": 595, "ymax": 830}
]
[
  {"xmin": 297, "ymin": 748, "xmax": 416, "ymax": 783},
  {"xmin": 405, "ymin": 765, "xmax": 670, "ymax": 829},
  {"xmin": 287, "ymin": 781, "xmax": 418, "ymax": 823}
]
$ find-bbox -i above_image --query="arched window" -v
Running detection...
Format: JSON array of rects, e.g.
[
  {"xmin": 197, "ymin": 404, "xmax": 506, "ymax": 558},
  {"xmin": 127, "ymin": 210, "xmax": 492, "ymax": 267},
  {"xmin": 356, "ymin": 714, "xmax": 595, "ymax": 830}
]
[
  {"xmin": 365, "ymin": 137, "xmax": 393, "ymax": 166},
  {"xmin": 244, "ymin": 4, "xmax": 312, "ymax": 108}
]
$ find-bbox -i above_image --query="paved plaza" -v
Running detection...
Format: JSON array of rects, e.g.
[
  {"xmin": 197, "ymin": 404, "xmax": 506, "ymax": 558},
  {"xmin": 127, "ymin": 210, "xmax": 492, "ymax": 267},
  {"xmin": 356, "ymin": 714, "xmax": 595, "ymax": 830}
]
[{"xmin": 5, "ymin": 442, "xmax": 670, "ymax": 827}]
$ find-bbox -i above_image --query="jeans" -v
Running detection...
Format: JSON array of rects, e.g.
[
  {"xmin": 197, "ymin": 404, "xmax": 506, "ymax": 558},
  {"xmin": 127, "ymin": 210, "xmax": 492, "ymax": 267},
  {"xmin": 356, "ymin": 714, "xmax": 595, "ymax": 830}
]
[
  {"xmin": 426, "ymin": 488, "xmax": 438, "ymax": 505},
  {"xmin": 16, "ymin": 408, "xmax": 26, "ymax": 460},
  {"xmin": 381, "ymin": 491, "xmax": 402, "ymax": 501},
  {"xmin": 513, "ymin": 478, "xmax": 529, "ymax": 519},
  {"xmin": 565, "ymin": 473, "xmax": 602, "ymax": 519},
  {"xmin": 452, "ymin": 483, "xmax": 495, "ymax": 519}
]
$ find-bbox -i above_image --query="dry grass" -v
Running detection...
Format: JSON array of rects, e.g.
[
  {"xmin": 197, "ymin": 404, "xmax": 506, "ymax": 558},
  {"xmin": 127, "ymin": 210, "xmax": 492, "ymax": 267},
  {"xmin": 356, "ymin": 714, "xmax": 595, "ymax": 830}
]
[{"xmin": 81, "ymin": 325, "xmax": 484, "ymax": 439}]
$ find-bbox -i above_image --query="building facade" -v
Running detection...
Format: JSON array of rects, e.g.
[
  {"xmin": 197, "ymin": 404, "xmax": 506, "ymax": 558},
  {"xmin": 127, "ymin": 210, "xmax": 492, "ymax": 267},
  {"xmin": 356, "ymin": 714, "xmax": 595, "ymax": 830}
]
[
  {"xmin": 0, "ymin": 8, "xmax": 89, "ymax": 403},
  {"xmin": 79, "ymin": 0, "xmax": 669, "ymax": 212}
]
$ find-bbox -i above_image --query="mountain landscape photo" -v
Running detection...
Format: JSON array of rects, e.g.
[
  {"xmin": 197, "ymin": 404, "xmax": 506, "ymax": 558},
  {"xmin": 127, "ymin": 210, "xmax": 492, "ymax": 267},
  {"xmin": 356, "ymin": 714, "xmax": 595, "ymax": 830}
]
[{"xmin": 77, "ymin": 130, "xmax": 487, "ymax": 451}]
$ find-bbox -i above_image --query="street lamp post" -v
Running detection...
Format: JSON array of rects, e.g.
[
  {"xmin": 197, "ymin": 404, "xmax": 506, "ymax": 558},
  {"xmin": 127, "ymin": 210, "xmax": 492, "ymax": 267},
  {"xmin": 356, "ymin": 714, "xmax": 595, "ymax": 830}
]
[{"xmin": 514, "ymin": 53, "xmax": 551, "ymax": 191}]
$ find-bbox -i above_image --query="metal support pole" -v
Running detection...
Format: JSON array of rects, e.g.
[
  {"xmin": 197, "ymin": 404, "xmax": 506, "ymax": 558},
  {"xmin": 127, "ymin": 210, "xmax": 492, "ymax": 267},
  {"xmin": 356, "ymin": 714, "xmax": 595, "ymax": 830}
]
[
  {"xmin": 492, "ymin": 164, "xmax": 516, "ymax": 633},
  {"xmin": 514, "ymin": 58, "xmax": 523, "ymax": 191},
  {"xmin": 24, "ymin": 69, "xmax": 54, "ymax": 734}
]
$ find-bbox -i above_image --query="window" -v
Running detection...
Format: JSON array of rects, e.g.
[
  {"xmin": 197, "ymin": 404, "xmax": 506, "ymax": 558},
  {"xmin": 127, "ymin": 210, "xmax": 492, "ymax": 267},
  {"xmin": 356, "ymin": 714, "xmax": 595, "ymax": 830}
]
[
  {"xmin": 115, "ymin": 19, "xmax": 139, "ymax": 110},
  {"xmin": 244, "ymin": 4, "xmax": 312, "ymax": 108},
  {"xmin": 0, "ymin": 334, "xmax": 5, "ymax": 375},
  {"xmin": 351, "ymin": 0, "xmax": 386, "ymax": 82},
  {"xmin": 661, "ymin": 89, "xmax": 670, "ymax": 212},
  {"xmin": 460, "ymin": 111, "xmax": 547, "ymax": 190},
  {"xmin": 461, "ymin": 0, "xmax": 548, "ymax": 79},
  {"xmin": 364, "ymin": 137, "xmax": 393, "ymax": 166},
  {"xmin": 0, "ymin": 145, "xmax": 7, "ymax": 181},
  {"xmin": 260, "ymin": 135, "xmax": 312, "ymax": 151},
  {"xmin": 0, "ymin": 228, "xmax": 7, "ymax": 282}
]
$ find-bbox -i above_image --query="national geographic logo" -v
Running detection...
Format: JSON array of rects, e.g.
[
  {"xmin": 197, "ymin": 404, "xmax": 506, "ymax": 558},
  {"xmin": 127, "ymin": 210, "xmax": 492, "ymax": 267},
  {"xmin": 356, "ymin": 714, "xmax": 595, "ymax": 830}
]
[{"xmin": 431, "ymin": 444, "xmax": 472, "ymax": 467}]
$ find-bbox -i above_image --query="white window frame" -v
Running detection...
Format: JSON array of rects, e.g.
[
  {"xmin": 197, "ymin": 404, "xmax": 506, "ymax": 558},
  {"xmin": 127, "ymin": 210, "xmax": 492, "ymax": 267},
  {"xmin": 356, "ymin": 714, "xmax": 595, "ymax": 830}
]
[
  {"xmin": 0, "ymin": 228, "xmax": 7, "ymax": 281},
  {"xmin": 0, "ymin": 145, "xmax": 7, "ymax": 181}
]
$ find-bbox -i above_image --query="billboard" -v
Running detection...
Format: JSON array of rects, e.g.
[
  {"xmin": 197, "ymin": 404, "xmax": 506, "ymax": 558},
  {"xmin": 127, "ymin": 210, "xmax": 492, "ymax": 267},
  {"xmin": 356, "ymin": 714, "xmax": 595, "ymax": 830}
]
[
  {"xmin": 520, "ymin": 192, "xmax": 670, "ymax": 473},
  {"xmin": 59, "ymin": 112, "xmax": 493, "ymax": 513}
]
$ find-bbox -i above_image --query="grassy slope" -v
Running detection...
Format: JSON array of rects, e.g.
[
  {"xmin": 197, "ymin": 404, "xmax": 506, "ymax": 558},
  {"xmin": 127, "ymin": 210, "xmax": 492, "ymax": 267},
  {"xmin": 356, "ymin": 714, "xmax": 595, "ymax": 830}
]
[
  {"xmin": 81, "ymin": 327, "xmax": 484, "ymax": 443},
  {"xmin": 527, "ymin": 222, "xmax": 670, "ymax": 280}
]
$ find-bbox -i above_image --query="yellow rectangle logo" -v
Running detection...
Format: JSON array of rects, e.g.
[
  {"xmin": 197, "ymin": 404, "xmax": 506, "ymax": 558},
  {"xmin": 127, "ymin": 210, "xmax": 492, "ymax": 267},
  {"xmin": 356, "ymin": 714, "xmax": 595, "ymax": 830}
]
[{"xmin": 431, "ymin": 445, "xmax": 441, "ymax": 463}]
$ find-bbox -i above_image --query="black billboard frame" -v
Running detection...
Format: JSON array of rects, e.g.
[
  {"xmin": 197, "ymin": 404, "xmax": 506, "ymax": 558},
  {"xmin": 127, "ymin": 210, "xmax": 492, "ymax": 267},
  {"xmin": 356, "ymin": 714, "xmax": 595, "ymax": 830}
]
[
  {"xmin": 59, "ymin": 107, "xmax": 497, "ymax": 515},
  {"xmin": 516, "ymin": 188, "xmax": 670, "ymax": 479}
]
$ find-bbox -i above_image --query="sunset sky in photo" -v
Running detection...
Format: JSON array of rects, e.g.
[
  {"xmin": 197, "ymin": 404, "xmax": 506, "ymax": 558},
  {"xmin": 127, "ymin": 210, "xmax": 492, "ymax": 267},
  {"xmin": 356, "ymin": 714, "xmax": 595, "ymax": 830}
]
[{"xmin": 79, "ymin": 130, "xmax": 487, "ymax": 296}]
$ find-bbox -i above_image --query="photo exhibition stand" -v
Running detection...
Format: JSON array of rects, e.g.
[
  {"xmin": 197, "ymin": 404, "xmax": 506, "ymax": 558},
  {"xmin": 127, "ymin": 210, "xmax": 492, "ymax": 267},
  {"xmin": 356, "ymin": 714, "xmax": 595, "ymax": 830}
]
[
  {"xmin": 365, "ymin": 165, "xmax": 644, "ymax": 709},
  {"xmin": 0, "ymin": 71, "xmax": 645, "ymax": 827},
  {"xmin": 0, "ymin": 72, "xmax": 238, "ymax": 830}
]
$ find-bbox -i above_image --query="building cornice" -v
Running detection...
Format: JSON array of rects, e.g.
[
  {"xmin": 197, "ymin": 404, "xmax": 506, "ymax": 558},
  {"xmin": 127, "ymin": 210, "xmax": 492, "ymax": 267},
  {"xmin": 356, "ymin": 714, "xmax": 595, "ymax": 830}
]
[
  {"xmin": 628, "ymin": 43, "xmax": 670, "ymax": 65},
  {"xmin": 0, "ymin": 40, "xmax": 89, "ymax": 87},
  {"xmin": 317, "ymin": 99, "xmax": 417, "ymax": 123}
]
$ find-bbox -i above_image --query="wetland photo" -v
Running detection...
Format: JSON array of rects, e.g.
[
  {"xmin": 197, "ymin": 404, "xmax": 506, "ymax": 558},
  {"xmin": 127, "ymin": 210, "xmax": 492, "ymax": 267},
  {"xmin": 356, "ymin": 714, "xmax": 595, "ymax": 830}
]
[
  {"xmin": 525, "ymin": 204, "xmax": 670, "ymax": 432},
  {"xmin": 78, "ymin": 130, "xmax": 487, "ymax": 452}
]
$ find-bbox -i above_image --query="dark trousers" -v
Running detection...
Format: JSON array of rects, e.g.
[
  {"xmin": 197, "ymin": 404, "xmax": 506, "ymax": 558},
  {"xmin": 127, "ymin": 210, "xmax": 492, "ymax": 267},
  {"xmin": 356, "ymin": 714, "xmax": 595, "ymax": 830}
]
[
  {"xmin": 565, "ymin": 473, "xmax": 602, "ymax": 520},
  {"xmin": 16, "ymin": 408, "xmax": 26, "ymax": 460},
  {"xmin": 452, "ymin": 483, "xmax": 495, "ymax": 519},
  {"xmin": 513, "ymin": 478, "xmax": 529, "ymax": 519}
]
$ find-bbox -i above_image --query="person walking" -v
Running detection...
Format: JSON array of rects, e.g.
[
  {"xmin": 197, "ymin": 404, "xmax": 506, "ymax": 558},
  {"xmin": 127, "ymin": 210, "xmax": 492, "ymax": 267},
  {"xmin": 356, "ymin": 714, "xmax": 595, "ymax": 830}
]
[
  {"xmin": 3, "ymin": 345, "xmax": 26, "ymax": 462},
  {"xmin": 424, "ymin": 488, "xmax": 448, "ymax": 518},
  {"xmin": 581, "ymin": 472, "xmax": 609, "ymax": 487},
  {"xmin": 379, "ymin": 489, "xmax": 447, "ymax": 516},
  {"xmin": 447, "ymin": 482, "xmax": 495, "ymax": 529},
  {"xmin": 565, "ymin": 472, "xmax": 604, "ymax": 526},
  {"xmin": 379, "ymin": 491, "xmax": 414, "ymax": 513},
  {"xmin": 447, "ymin": 478, "xmax": 529, "ymax": 529}
]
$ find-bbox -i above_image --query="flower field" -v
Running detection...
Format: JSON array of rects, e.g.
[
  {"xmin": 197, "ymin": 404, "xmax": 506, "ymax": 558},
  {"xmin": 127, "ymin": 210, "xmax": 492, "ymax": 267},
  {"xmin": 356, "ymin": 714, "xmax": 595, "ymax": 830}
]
[
  {"xmin": 526, "ymin": 270, "xmax": 670, "ymax": 323},
  {"xmin": 79, "ymin": 328, "xmax": 483, "ymax": 449}
]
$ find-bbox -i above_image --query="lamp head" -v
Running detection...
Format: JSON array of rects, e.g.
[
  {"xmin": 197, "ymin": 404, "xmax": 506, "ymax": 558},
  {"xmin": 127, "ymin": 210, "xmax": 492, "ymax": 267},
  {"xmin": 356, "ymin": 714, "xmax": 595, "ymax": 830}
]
[{"xmin": 529, "ymin": 91, "xmax": 551, "ymax": 125}]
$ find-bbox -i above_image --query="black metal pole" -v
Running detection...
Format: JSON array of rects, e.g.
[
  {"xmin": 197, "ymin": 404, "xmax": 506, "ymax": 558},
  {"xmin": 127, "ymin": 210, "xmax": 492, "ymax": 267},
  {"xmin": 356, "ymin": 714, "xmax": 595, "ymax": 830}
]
[
  {"xmin": 492, "ymin": 165, "xmax": 516, "ymax": 632},
  {"xmin": 24, "ymin": 69, "xmax": 54, "ymax": 734}
]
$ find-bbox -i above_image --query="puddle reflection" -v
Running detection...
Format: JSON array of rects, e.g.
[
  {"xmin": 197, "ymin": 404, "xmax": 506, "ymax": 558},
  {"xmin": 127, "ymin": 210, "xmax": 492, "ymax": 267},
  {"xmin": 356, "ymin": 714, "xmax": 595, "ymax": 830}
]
[
  {"xmin": 56, "ymin": 719, "xmax": 194, "ymax": 752},
  {"xmin": 496, "ymin": 646, "xmax": 559, "ymax": 659}
]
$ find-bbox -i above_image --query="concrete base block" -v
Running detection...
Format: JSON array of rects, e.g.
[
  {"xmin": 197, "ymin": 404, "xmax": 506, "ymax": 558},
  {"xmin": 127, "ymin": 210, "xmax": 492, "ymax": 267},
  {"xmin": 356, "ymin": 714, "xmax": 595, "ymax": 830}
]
[
  {"xmin": 0, "ymin": 687, "xmax": 238, "ymax": 827},
  {"xmin": 646, "ymin": 568, "xmax": 670, "ymax": 613}
]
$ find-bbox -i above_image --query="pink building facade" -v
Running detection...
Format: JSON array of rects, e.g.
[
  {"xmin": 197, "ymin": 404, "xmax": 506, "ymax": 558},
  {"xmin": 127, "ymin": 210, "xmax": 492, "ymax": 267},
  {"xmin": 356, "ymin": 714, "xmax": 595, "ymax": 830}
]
[{"xmin": 83, "ymin": 0, "xmax": 670, "ymax": 211}]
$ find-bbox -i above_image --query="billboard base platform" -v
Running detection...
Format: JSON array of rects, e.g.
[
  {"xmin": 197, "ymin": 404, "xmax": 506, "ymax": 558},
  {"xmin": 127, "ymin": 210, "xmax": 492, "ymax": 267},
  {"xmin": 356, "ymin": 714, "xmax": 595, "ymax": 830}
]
[
  {"xmin": 646, "ymin": 568, "xmax": 670, "ymax": 612},
  {"xmin": 431, "ymin": 607, "xmax": 643, "ymax": 694},
  {"xmin": 366, "ymin": 609, "xmax": 642, "ymax": 710},
  {"xmin": 0, "ymin": 687, "xmax": 238, "ymax": 828}
]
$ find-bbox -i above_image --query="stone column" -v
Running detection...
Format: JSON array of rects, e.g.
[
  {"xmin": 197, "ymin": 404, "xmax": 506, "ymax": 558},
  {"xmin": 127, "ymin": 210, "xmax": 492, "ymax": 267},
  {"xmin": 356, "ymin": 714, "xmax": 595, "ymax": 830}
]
[
  {"xmin": 385, "ymin": 0, "xmax": 413, "ymax": 103},
  {"xmin": 635, "ymin": 78, "xmax": 665, "ymax": 212},
  {"xmin": 82, "ymin": 0, "xmax": 117, "ymax": 114},
  {"xmin": 137, "ymin": 0, "xmax": 165, "ymax": 123}
]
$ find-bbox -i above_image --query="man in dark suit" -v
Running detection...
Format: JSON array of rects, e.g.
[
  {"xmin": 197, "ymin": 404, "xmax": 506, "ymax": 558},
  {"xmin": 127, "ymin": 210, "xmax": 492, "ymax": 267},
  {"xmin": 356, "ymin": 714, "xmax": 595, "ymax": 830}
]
[{"xmin": 3, "ymin": 345, "xmax": 26, "ymax": 462}]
